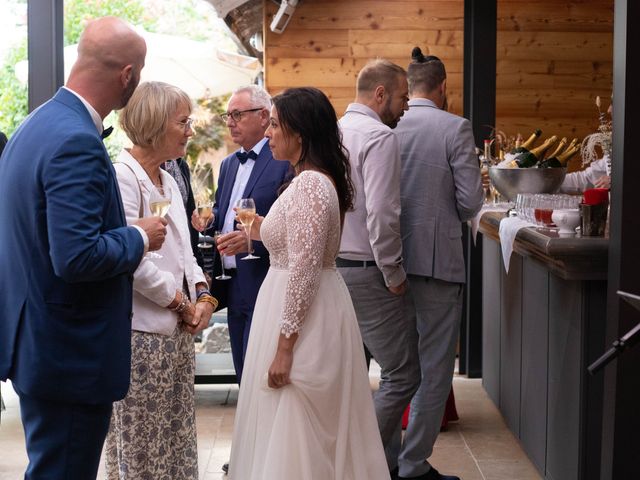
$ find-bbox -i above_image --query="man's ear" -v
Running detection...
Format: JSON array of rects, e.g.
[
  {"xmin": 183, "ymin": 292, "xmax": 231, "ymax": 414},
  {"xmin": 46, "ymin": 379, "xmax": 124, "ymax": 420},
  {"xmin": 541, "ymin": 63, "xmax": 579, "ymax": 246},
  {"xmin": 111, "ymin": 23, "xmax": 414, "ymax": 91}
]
[
  {"xmin": 374, "ymin": 85, "xmax": 386, "ymax": 104},
  {"xmin": 259, "ymin": 108, "xmax": 270, "ymax": 127},
  {"xmin": 121, "ymin": 64, "xmax": 133, "ymax": 87}
]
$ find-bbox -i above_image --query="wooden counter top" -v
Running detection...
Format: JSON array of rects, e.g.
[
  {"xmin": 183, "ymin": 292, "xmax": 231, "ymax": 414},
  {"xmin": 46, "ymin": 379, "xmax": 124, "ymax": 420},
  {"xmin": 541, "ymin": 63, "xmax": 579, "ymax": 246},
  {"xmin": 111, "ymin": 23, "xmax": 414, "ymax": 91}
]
[{"xmin": 478, "ymin": 211, "xmax": 609, "ymax": 280}]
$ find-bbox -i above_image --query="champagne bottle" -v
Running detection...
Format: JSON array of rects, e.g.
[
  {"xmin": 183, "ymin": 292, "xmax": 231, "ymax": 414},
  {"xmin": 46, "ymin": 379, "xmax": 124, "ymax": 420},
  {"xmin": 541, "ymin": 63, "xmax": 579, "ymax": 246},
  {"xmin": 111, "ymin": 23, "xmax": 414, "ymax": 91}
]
[
  {"xmin": 515, "ymin": 135, "xmax": 558, "ymax": 168},
  {"xmin": 483, "ymin": 139, "xmax": 493, "ymax": 164},
  {"xmin": 545, "ymin": 137, "xmax": 568, "ymax": 160},
  {"xmin": 511, "ymin": 129, "xmax": 542, "ymax": 154},
  {"xmin": 537, "ymin": 137, "xmax": 567, "ymax": 168},
  {"xmin": 538, "ymin": 144, "xmax": 580, "ymax": 168}
]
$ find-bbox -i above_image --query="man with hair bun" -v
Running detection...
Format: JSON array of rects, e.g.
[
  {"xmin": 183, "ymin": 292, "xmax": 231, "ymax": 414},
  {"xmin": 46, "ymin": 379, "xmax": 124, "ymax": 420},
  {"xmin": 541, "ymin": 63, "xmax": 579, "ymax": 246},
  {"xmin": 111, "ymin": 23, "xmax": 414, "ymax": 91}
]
[{"xmin": 391, "ymin": 47, "xmax": 483, "ymax": 480}]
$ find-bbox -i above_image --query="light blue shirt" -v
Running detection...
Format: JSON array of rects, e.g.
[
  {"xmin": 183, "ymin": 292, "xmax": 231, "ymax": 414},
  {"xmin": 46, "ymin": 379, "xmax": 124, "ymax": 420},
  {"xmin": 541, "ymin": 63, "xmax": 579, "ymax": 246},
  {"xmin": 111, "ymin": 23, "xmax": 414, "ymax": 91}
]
[{"xmin": 222, "ymin": 137, "xmax": 268, "ymax": 268}]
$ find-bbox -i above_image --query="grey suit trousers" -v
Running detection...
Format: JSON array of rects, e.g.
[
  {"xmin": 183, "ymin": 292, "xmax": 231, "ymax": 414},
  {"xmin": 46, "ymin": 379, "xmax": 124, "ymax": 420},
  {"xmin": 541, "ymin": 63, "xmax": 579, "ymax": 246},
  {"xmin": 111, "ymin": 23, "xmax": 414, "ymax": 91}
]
[
  {"xmin": 390, "ymin": 275, "xmax": 463, "ymax": 477},
  {"xmin": 339, "ymin": 265, "xmax": 420, "ymax": 469}
]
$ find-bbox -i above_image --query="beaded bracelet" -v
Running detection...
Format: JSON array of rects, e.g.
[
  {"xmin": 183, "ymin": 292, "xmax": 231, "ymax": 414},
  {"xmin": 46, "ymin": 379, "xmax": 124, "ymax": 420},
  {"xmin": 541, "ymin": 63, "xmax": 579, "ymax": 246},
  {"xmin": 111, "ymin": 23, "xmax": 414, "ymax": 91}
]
[
  {"xmin": 171, "ymin": 291, "xmax": 190, "ymax": 313},
  {"xmin": 196, "ymin": 289, "xmax": 212, "ymax": 300}
]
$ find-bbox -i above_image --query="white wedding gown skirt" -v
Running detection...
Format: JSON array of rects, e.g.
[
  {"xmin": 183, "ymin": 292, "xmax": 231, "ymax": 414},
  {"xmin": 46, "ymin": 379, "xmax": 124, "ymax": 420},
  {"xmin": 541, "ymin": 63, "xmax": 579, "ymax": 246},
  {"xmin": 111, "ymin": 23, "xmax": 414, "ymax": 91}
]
[{"xmin": 228, "ymin": 267, "xmax": 391, "ymax": 480}]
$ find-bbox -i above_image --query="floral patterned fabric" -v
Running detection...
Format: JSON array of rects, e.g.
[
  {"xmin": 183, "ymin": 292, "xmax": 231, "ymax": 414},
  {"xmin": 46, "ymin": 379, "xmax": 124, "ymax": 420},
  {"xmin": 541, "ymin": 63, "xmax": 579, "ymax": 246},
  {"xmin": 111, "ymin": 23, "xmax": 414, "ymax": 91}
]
[{"xmin": 104, "ymin": 327, "xmax": 198, "ymax": 480}]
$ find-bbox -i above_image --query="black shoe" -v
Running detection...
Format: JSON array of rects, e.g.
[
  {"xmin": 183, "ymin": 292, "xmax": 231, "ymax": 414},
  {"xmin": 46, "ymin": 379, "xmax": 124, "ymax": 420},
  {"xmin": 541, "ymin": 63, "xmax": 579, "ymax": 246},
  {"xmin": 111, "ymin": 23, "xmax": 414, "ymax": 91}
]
[
  {"xmin": 222, "ymin": 462, "xmax": 229, "ymax": 474},
  {"xmin": 399, "ymin": 466, "xmax": 460, "ymax": 480}
]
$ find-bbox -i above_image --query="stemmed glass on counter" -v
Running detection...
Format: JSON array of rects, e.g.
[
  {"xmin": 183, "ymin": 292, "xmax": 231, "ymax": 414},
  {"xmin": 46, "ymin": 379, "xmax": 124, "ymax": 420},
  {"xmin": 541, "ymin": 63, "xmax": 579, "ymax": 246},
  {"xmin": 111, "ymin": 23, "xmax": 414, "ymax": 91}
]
[
  {"xmin": 515, "ymin": 193, "xmax": 581, "ymax": 228},
  {"xmin": 147, "ymin": 184, "xmax": 172, "ymax": 258},
  {"xmin": 236, "ymin": 198, "xmax": 260, "ymax": 260}
]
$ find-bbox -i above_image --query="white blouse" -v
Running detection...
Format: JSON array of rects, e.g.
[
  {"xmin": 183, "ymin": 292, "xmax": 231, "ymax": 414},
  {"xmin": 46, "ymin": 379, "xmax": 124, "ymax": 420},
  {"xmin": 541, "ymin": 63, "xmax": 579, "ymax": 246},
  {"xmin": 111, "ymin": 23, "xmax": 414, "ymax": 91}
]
[{"xmin": 114, "ymin": 149, "xmax": 206, "ymax": 336}]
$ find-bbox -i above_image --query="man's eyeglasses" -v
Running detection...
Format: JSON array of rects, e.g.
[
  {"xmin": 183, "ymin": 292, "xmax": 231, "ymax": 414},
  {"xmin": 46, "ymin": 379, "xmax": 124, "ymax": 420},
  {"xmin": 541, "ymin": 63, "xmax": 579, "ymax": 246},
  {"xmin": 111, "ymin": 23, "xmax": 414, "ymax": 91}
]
[
  {"xmin": 220, "ymin": 108, "xmax": 263, "ymax": 123},
  {"xmin": 177, "ymin": 118, "xmax": 194, "ymax": 131}
]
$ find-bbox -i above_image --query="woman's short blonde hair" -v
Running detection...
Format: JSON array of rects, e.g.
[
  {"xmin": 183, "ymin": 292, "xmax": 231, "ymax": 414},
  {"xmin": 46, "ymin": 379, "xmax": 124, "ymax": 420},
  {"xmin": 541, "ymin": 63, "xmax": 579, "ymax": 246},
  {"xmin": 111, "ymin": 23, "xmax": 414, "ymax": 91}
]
[{"xmin": 119, "ymin": 81, "xmax": 192, "ymax": 149}]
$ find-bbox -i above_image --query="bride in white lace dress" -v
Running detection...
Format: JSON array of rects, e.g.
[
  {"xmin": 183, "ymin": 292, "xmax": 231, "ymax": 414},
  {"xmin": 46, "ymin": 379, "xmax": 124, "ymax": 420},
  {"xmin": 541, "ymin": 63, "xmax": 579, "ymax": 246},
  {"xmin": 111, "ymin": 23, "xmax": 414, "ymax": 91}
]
[{"xmin": 228, "ymin": 88, "xmax": 390, "ymax": 480}]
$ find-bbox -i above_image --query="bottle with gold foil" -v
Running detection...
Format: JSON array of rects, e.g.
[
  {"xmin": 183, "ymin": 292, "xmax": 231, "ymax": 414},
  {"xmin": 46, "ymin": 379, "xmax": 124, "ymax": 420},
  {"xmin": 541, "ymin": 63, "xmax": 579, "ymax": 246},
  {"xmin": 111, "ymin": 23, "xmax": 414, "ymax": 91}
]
[
  {"xmin": 515, "ymin": 135, "xmax": 558, "ymax": 168},
  {"xmin": 510, "ymin": 129, "xmax": 541, "ymax": 154},
  {"xmin": 538, "ymin": 143, "xmax": 580, "ymax": 168}
]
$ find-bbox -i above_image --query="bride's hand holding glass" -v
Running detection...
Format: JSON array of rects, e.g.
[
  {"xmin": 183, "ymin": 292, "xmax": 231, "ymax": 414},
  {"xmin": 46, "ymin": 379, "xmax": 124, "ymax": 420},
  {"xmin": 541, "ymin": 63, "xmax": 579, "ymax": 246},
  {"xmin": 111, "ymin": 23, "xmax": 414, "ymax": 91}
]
[{"xmin": 234, "ymin": 198, "xmax": 261, "ymax": 260}]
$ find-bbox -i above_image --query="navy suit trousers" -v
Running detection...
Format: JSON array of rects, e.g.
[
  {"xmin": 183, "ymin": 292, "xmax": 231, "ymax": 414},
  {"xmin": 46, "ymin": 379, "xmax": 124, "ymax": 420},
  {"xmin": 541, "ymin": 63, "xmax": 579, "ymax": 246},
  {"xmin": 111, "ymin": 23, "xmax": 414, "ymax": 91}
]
[{"xmin": 15, "ymin": 384, "xmax": 112, "ymax": 480}]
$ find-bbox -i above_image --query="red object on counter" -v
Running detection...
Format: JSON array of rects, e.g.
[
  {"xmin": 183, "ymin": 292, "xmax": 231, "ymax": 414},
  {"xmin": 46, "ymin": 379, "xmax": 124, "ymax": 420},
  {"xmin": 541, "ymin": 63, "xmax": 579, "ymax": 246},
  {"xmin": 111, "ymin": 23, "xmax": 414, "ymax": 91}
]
[{"xmin": 583, "ymin": 188, "xmax": 609, "ymax": 206}]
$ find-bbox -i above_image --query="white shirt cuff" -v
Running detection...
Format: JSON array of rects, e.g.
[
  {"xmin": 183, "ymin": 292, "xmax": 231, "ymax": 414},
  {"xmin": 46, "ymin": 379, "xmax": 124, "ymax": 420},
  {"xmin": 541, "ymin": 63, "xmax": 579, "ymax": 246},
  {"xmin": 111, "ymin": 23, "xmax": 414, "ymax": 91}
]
[{"xmin": 131, "ymin": 225, "xmax": 149, "ymax": 254}]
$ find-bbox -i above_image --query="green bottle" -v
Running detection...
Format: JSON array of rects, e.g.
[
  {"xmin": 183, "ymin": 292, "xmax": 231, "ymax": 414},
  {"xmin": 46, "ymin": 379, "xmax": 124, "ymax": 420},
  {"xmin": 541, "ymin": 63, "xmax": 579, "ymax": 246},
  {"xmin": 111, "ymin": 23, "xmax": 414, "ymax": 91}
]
[
  {"xmin": 510, "ymin": 129, "xmax": 542, "ymax": 154},
  {"xmin": 515, "ymin": 135, "xmax": 558, "ymax": 168},
  {"xmin": 536, "ymin": 137, "xmax": 567, "ymax": 168},
  {"xmin": 538, "ymin": 144, "xmax": 579, "ymax": 168}
]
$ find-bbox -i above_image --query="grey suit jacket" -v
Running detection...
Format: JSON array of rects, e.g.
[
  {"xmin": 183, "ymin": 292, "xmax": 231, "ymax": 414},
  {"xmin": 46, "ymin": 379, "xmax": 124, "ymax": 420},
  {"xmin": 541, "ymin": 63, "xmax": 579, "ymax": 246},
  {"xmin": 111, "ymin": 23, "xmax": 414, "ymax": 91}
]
[{"xmin": 395, "ymin": 98, "xmax": 483, "ymax": 284}]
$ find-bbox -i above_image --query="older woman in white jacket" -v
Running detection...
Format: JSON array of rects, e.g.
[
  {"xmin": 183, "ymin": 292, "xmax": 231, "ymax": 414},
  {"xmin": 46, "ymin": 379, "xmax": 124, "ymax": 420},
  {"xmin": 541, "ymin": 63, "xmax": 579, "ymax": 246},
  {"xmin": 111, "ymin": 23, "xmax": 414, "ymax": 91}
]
[{"xmin": 104, "ymin": 82, "xmax": 217, "ymax": 480}]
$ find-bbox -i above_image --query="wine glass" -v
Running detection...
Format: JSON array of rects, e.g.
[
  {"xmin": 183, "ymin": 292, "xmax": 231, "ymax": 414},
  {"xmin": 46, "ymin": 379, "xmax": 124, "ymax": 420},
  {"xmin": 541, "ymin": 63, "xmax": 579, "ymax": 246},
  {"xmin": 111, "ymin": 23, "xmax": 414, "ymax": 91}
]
[
  {"xmin": 149, "ymin": 184, "xmax": 172, "ymax": 218},
  {"xmin": 196, "ymin": 201, "xmax": 214, "ymax": 249},
  {"xmin": 213, "ymin": 231, "xmax": 231, "ymax": 280},
  {"xmin": 236, "ymin": 198, "xmax": 260, "ymax": 260},
  {"xmin": 146, "ymin": 184, "xmax": 172, "ymax": 259}
]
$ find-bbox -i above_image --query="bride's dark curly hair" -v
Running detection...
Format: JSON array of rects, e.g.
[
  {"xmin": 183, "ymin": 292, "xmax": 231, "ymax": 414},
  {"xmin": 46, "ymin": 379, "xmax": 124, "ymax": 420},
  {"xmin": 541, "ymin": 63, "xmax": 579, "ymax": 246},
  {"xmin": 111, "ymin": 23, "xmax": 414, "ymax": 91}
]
[{"xmin": 272, "ymin": 87, "xmax": 354, "ymax": 216}]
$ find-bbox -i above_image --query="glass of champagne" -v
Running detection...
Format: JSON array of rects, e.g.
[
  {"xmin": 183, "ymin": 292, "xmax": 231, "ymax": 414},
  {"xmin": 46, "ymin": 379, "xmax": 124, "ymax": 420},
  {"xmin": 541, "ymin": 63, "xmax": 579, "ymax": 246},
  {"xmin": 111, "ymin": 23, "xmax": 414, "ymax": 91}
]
[
  {"xmin": 147, "ymin": 184, "xmax": 172, "ymax": 258},
  {"xmin": 236, "ymin": 198, "xmax": 260, "ymax": 260},
  {"xmin": 196, "ymin": 202, "xmax": 214, "ymax": 249},
  {"xmin": 213, "ymin": 231, "xmax": 231, "ymax": 280}
]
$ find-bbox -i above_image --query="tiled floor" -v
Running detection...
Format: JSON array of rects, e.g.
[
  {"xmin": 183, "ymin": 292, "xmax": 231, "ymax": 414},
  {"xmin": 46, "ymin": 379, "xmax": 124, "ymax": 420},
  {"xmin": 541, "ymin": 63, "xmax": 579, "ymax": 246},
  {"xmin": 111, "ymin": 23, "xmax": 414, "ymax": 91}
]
[{"xmin": 0, "ymin": 371, "xmax": 541, "ymax": 480}]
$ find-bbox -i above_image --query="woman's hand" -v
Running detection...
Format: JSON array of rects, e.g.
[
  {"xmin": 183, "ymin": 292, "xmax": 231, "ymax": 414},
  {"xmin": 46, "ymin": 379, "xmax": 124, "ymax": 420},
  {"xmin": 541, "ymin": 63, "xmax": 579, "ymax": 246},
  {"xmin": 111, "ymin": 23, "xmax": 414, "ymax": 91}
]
[
  {"xmin": 268, "ymin": 332, "xmax": 298, "ymax": 389},
  {"xmin": 594, "ymin": 175, "xmax": 611, "ymax": 189},
  {"xmin": 268, "ymin": 348, "xmax": 293, "ymax": 389},
  {"xmin": 191, "ymin": 209, "xmax": 213, "ymax": 233},
  {"xmin": 183, "ymin": 301, "xmax": 213, "ymax": 335},
  {"xmin": 178, "ymin": 302, "xmax": 196, "ymax": 326},
  {"xmin": 232, "ymin": 207, "xmax": 264, "ymax": 241}
]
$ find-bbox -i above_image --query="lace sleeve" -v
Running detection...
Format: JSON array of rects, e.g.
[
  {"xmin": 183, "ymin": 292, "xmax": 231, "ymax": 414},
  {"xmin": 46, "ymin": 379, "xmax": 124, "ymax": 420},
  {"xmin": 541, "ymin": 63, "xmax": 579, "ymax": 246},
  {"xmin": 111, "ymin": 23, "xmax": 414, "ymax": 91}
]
[{"xmin": 280, "ymin": 172, "xmax": 332, "ymax": 337}]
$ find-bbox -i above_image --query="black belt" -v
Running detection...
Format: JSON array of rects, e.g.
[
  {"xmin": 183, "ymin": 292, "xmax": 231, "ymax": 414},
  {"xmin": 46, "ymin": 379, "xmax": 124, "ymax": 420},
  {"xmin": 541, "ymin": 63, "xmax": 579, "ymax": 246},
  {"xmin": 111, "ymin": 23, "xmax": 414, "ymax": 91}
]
[{"xmin": 336, "ymin": 257, "xmax": 376, "ymax": 268}]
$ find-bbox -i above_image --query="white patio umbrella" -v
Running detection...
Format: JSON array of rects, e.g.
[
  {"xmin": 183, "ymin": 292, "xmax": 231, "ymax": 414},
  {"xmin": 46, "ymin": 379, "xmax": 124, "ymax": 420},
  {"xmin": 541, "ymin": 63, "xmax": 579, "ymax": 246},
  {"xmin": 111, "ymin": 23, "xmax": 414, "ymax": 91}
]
[{"xmin": 15, "ymin": 27, "xmax": 261, "ymax": 99}]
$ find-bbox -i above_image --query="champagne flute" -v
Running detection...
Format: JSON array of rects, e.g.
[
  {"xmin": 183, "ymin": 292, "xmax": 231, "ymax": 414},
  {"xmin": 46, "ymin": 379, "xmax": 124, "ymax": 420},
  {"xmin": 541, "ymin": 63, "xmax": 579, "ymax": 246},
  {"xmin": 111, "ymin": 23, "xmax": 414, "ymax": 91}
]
[
  {"xmin": 196, "ymin": 202, "xmax": 214, "ymax": 249},
  {"xmin": 236, "ymin": 198, "xmax": 260, "ymax": 260},
  {"xmin": 213, "ymin": 230, "xmax": 231, "ymax": 280},
  {"xmin": 147, "ymin": 184, "xmax": 172, "ymax": 259},
  {"xmin": 149, "ymin": 184, "xmax": 172, "ymax": 217}
]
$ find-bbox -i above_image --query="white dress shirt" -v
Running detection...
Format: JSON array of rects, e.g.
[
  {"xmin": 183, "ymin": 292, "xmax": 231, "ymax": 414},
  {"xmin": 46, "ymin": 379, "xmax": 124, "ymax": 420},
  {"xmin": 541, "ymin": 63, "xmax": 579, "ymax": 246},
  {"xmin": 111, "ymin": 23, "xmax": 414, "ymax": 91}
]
[
  {"xmin": 222, "ymin": 137, "xmax": 268, "ymax": 269},
  {"xmin": 560, "ymin": 156, "xmax": 608, "ymax": 193}
]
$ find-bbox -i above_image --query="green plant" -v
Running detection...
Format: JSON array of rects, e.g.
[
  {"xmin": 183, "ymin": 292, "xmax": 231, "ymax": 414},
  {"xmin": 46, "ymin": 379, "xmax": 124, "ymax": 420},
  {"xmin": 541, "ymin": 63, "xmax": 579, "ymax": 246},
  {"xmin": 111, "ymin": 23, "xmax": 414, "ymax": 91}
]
[
  {"xmin": 186, "ymin": 94, "xmax": 228, "ymax": 166},
  {"xmin": 0, "ymin": 40, "xmax": 28, "ymax": 136}
]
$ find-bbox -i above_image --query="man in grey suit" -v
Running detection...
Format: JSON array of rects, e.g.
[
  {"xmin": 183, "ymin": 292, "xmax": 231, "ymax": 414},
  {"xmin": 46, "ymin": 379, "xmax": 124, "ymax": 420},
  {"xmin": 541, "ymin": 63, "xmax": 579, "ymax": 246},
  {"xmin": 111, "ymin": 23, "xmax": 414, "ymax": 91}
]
[
  {"xmin": 338, "ymin": 59, "xmax": 421, "ymax": 475},
  {"xmin": 392, "ymin": 49, "xmax": 483, "ymax": 480}
]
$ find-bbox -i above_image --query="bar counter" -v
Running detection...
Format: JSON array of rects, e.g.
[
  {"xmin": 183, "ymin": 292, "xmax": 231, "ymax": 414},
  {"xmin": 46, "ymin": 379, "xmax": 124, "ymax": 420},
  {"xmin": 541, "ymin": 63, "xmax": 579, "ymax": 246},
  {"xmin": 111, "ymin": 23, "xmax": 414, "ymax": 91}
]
[{"xmin": 478, "ymin": 211, "xmax": 607, "ymax": 480}]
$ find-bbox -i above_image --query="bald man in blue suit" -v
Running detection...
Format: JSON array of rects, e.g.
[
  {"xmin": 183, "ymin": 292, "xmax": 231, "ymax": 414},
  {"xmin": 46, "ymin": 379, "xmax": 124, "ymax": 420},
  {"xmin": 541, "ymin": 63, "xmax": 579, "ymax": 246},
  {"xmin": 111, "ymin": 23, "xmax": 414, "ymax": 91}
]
[{"xmin": 0, "ymin": 18, "xmax": 167, "ymax": 479}]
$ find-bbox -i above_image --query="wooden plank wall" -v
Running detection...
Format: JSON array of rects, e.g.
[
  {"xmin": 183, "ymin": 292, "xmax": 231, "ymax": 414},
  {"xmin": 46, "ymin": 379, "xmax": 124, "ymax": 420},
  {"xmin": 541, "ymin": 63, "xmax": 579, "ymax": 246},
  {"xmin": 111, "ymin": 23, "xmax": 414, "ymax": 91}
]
[
  {"xmin": 496, "ymin": 1, "xmax": 613, "ymax": 170},
  {"xmin": 263, "ymin": 0, "xmax": 465, "ymax": 118},
  {"xmin": 263, "ymin": 0, "xmax": 613, "ymax": 170}
]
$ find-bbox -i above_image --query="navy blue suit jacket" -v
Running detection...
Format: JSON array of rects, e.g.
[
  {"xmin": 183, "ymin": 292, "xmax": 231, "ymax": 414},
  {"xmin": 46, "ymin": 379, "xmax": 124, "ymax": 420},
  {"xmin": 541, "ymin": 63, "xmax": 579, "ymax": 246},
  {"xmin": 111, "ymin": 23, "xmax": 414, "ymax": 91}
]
[
  {"xmin": 0, "ymin": 88, "xmax": 144, "ymax": 404},
  {"xmin": 211, "ymin": 144, "xmax": 290, "ymax": 306}
]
